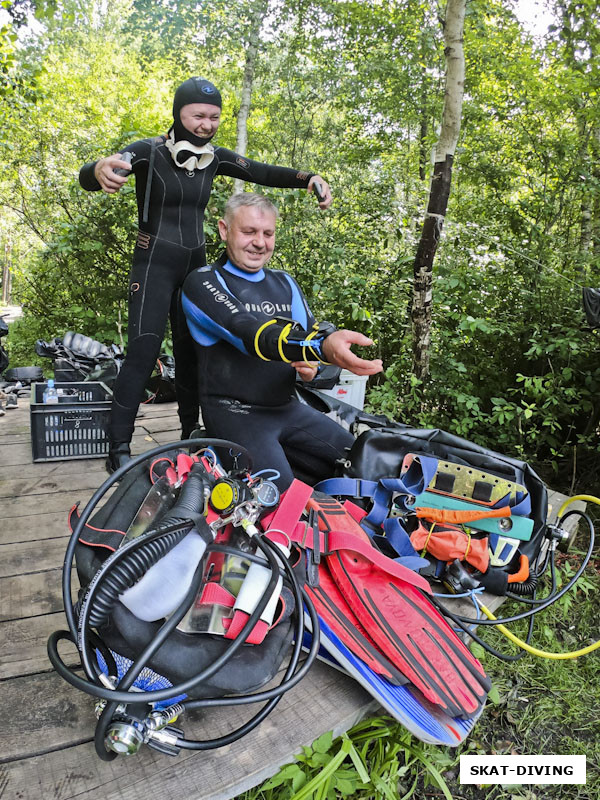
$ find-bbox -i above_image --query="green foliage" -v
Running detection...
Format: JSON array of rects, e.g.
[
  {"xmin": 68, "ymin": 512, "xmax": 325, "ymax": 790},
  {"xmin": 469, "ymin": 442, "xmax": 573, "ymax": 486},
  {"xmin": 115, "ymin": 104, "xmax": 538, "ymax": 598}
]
[
  {"xmin": 239, "ymin": 555, "xmax": 600, "ymax": 800},
  {"xmin": 2, "ymin": 0, "xmax": 600, "ymax": 495},
  {"xmin": 239, "ymin": 720, "xmax": 458, "ymax": 800}
]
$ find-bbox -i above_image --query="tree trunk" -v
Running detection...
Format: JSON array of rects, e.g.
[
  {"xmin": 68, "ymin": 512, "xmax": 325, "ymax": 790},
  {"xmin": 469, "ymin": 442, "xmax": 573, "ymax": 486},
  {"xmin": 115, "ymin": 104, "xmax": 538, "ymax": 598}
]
[
  {"xmin": 578, "ymin": 117, "xmax": 595, "ymax": 281},
  {"xmin": 411, "ymin": 0, "xmax": 466, "ymax": 379},
  {"xmin": 592, "ymin": 124, "xmax": 600, "ymax": 267},
  {"xmin": 232, "ymin": 1, "xmax": 268, "ymax": 195},
  {"xmin": 2, "ymin": 242, "xmax": 11, "ymax": 304}
]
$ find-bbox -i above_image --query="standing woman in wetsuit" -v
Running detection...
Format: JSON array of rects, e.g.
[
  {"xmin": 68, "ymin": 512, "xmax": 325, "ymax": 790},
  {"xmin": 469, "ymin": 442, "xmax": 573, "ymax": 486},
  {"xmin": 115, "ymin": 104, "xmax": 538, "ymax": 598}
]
[{"xmin": 79, "ymin": 77, "xmax": 332, "ymax": 471}]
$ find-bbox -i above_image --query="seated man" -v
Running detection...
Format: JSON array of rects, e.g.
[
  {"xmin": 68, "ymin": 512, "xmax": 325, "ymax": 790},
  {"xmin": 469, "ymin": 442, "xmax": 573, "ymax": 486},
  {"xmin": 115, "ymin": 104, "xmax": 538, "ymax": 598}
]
[{"xmin": 181, "ymin": 193, "xmax": 382, "ymax": 489}]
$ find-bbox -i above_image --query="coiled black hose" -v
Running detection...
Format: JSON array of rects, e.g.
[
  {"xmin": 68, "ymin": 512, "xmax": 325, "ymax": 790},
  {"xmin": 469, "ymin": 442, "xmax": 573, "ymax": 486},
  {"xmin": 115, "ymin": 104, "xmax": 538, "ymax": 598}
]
[
  {"xmin": 87, "ymin": 463, "xmax": 208, "ymax": 628},
  {"xmin": 506, "ymin": 573, "xmax": 539, "ymax": 595}
]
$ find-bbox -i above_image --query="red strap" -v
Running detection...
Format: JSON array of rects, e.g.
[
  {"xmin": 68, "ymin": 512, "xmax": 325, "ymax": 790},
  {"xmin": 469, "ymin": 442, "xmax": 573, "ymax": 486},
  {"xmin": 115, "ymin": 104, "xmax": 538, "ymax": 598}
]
[
  {"xmin": 281, "ymin": 524, "xmax": 431, "ymax": 594},
  {"xmin": 198, "ymin": 582, "xmax": 236, "ymax": 607},
  {"xmin": 176, "ymin": 453, "xmax": 195, "ymax": 482},
  {"xmin": 263, "ymin": 479, "xmax": 313, "ymax": 535},
  {"xmin": 343, "ymin": 499, "xmax": 368, "ymax": 523},
  {"xmin": 262, "ymin": 479, "xmax": 430, "ymax": 592},
  {"xmin": 224, "ymin": 611, "xmax": 269, "ymax": 644}
]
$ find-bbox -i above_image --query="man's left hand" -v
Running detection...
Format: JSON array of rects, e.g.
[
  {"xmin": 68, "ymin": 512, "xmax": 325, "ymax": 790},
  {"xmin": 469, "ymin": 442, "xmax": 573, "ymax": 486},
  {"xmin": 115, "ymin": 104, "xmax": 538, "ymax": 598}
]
[
  {"xmin": 308, "ymin": 176, "xmax": 332, "ymax": 209},
  {"xmin": 292, "ymin": 361, "xmax": 319, "ymax": 382},
  {"xmin": 321, "ymin": 330, "xmax": 383, "ymax": 376}
]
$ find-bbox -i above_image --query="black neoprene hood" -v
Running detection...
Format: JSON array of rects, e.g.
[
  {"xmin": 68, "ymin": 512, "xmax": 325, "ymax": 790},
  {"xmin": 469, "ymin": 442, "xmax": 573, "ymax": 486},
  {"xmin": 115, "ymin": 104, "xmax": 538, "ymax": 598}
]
[{"xmin": 173, "ymin": 77, "xmax": 222, "ymax": 115}]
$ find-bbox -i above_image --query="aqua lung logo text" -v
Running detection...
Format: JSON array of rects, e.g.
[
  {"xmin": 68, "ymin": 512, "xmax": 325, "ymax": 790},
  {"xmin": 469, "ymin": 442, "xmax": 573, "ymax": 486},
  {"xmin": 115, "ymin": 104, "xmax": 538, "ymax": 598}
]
[
  {"xmin": 245, "ymin": 302, "xmax": 291, "ymax": 315},
  {"xmin": 203, "ymin": 280, "xmax": 239, "ymax": 313}
]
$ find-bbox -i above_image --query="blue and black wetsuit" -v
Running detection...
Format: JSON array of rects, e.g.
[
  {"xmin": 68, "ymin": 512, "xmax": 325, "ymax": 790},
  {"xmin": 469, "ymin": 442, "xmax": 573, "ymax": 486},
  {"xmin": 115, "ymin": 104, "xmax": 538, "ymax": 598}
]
[
  {"xmin": 182, "ymin": 254, "xmax": 354, "ymax": 489},
  {"xmin": 79, "ymin": 138, "xmax": 314, "ymax": 443}
]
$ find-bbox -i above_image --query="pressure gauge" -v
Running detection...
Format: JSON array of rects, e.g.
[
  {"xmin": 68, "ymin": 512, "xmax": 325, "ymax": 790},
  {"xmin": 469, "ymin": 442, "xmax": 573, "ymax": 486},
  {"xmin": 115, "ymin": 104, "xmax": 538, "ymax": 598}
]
[
  {"xmin": 209, "ymin": 478, "xmax": 246, "ymax": 515},
  {"xmin": 255, "ymin": 480, "xmax": 280, "ymax": 509}
]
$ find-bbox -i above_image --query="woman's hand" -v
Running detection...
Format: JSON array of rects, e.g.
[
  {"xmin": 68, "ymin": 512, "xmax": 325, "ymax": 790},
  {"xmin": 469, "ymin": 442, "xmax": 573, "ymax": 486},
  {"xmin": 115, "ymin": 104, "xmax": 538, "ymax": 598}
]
[
  {"xmin": 94, "ymin": 154, "xmax": 132, "ymax": 194},
  {"xmin": 308, "ymin": 175, "xmax": 332, "ymax": 209}
]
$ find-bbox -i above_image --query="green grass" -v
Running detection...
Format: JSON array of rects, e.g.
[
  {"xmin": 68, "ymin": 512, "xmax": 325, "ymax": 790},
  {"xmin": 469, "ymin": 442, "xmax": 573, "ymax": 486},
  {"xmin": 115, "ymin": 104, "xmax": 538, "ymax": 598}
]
[{"xmin": 238, "ymin": 557, "xmax": 600, "ymax": 800}]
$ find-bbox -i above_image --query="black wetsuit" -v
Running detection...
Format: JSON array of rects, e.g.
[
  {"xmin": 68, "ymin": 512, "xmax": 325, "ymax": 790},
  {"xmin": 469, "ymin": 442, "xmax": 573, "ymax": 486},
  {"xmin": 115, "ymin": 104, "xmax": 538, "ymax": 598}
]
[
  {"xmin": 79, "ymin": 138, "xmax": 314, "ymax": 443},
  {"xmin": 182, "ymin": 255, "xmax": 354, "ymax": 488}
]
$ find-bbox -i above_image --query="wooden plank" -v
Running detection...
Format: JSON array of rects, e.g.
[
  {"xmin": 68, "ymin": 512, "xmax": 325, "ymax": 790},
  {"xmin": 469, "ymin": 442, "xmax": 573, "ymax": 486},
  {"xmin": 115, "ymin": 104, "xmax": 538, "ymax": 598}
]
[
  {"xmin": 0, "ymin": 660, "xmax": 373, "ymax": 800},
  {"xmin": 0, "ymin": 429, "xmax": 167, "ymax": 471},
  {"xmin": 135, "ymin": 415, "xmax": 181, "ymax": 435},
  {"xmin": 0, "ymin": 670, "xmax": 97, "ymax": 759},
  {"xmin": 0, "ymin": 612, "xmax": 73, "ymax": 679},
  {"xmin": 0, "ymin": 537, "xmax": 69, "ymax": 579},
  {"xmin": 0, "ymin": 432, "xmax": 173, "ymax": 480},
  {"xmin": 0, "ymin": 511, "xmax": 71, "ymax": 545},
  {"xmin": 0, "ymin": 490, "xmax": 98, "ymax": 518},
  {"xmin": 137, "ymin": 402, "xmax": 180, "ymax": 418},
  {"xmin": 0, "ymin": 459, "xmax": 107, "ymax": 482},
  {"xmin": 151, "ymin": 429, "xmax": 189, "ymax": 444},
  {"xmin": 0, "ymin": 472, "xmax": 108, "ymax": 501},
  {"xmin": 0, "ymin": 569, "xmax": 65, "ymax": 621},
  {"xmin": 0, "ymin": 423, "xmax": 30, "ymax": 442}
]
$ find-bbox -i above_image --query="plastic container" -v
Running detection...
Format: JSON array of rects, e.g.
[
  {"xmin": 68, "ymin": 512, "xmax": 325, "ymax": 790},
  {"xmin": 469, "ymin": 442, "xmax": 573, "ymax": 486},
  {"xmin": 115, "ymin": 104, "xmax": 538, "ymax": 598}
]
[
  {"xmin": 43, "ymin": 379, "xmax": 59, "ymax": 404},
  {"xmin": 30, "ymin": 381, "xmax": 112, "ymax": 462},
  {"xmin": 319, "ymin": 369, "xmax": 368, "ymax": 409}
]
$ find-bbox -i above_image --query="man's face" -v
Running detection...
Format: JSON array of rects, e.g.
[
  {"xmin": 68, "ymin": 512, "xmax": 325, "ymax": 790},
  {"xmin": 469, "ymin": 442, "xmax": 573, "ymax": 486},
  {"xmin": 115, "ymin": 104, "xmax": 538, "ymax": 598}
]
[
  {"xmin": 218, "ymin": 206, "xmax": 277, "ymax": 272},
  {"xmin": 179, "ymin": 103, "xmax": 222, "ymax": 139}
]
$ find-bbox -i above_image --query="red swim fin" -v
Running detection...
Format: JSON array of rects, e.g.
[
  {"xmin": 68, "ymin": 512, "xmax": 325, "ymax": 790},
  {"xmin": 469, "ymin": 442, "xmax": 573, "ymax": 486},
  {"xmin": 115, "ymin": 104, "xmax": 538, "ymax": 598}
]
[
  {"xmin": 306, "ymin": 493, "xmax": 490, "ymax": 719},
  {"xmin": 302, "ymin": 554, "xmax": 409, "ymax": 686},
  {"xmin": 328, "ymin": 548, "xmax": 490, "ymax": 717}
]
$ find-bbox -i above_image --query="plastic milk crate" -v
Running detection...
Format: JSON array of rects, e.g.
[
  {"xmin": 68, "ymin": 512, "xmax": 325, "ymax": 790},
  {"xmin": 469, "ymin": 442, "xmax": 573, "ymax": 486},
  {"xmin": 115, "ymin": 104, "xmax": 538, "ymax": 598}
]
[
  {"xmin": 30, "ymin": 381, "xmax": 112, "ymax": 462},
  {"xmin": 320, "ymin": 369, "xmax": 368, "ymax": 410}
]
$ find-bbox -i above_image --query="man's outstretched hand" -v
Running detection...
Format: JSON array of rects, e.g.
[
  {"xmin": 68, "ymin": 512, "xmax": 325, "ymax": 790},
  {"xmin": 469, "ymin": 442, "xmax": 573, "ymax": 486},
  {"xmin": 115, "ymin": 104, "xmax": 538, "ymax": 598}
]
[{"xmin": 321, "ymin": 330, "xmax": 383, "ymax": 376}]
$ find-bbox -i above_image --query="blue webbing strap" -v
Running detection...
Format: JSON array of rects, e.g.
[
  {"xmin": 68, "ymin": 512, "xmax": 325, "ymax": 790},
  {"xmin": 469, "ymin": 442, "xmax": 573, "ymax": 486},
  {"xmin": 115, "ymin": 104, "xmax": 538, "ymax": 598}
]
[{"xmin": 315, "ymin": 455, "xmax": 439, "ymax": 564}]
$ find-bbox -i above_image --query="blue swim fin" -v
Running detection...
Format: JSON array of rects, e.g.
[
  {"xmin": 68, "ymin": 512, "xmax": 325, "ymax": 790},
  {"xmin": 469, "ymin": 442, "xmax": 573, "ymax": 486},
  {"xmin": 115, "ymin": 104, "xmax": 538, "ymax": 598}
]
[{"xmin": 304, "ymin": 614, "xmax": 484, "ymax": 746}]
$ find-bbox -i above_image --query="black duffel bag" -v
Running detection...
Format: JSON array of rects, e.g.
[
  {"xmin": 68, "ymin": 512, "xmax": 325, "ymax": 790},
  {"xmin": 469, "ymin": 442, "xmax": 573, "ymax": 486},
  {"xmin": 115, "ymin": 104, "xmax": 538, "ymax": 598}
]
[{"xmin": 341, "ymin": 424, "xmax": 548, "ymax": 570}]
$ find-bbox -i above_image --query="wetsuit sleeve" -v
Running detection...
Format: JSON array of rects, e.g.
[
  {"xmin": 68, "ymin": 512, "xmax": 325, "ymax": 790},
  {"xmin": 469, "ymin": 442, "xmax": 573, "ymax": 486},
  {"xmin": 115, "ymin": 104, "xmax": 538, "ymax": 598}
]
[
  {"xmin": 79, "ymin": 161, "xmax": 102, "ymax": 191},
  {"xmin": 215, "ymin": 147, "xmax": 315, "ymax": 188},
  {"xmin": 182, "ymin": 270, "xmax": 333, "ymax": 364},
  {"xmin": 78, "ymin": 140, "xmax": 151, "ymax": 191}
]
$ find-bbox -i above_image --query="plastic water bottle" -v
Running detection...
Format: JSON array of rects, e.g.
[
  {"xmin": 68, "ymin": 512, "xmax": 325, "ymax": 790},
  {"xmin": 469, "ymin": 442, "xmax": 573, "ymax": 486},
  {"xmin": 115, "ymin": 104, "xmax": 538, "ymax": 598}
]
[{"xmin": 43, "ymin": 379, "xmax": 59, "ymax": 405}]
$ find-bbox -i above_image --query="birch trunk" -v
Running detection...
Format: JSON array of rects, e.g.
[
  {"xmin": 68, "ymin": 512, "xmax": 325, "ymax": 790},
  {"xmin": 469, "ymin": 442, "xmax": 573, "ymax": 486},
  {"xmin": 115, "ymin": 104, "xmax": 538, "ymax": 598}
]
[
  {"xmin": 411, "ymin": 0, "xmax": 466, "ymax": 379},
  {"xmin": 2, "ymin": 242, "xmax": 11, "ymax": 305},
  {"xmin": 233, "ymin": 1, "xmax": 268, "ymax": 195}
]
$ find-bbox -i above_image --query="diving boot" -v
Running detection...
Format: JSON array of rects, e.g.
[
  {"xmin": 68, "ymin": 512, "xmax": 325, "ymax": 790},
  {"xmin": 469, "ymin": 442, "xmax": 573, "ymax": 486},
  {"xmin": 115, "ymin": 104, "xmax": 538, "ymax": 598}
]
[
  {"xmin": 181, "ymin": 426, "xmax": 206, "ymax": 441},
  {"xmin": 106, "ymin": 442, "xmax": 132, "ymax": 474}
]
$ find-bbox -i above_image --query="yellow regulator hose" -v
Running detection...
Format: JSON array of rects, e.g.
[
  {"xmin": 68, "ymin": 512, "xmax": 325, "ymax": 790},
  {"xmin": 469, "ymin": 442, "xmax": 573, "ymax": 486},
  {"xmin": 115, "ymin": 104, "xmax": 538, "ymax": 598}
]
[{"xmin": 478, "ymin": 494, "xmax": 600, "ymax": 660}]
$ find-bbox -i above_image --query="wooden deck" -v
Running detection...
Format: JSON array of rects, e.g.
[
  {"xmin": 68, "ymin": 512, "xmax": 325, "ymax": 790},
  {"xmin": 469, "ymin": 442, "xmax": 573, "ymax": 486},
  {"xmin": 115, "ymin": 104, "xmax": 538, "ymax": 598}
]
[
  {"xmin": 0, "ymin": 397, "xmax": 377, "ymax": 800},
  {"xmin": 0, "ymin": 395, "xmax": 580, "ymax": 800}
]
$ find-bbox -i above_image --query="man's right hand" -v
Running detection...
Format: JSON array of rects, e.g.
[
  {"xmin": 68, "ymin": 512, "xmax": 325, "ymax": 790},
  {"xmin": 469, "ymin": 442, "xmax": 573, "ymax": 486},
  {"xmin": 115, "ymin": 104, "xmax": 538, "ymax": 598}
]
[
  {"xmin": 321, "ymin": 330, "xmax": 383, "ymax": 376},
  {"xmin": 94, "ymin": 154, "xmax": 132, "ymax": 194}
]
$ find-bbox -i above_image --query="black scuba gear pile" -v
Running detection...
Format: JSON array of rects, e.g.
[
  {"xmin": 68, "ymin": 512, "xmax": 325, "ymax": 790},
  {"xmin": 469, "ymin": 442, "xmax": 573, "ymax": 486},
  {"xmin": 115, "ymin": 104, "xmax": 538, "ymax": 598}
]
[
  {"xmin": 35, "ymin": 331, "xmax": 175, "ymax": 402},
  {"xmin": 48, "ymin": 392, "xmax": 591, "ymax": 761},
  {"xmin": 49, "ymin": 439, "xmax": 319, "ymax": 760}
]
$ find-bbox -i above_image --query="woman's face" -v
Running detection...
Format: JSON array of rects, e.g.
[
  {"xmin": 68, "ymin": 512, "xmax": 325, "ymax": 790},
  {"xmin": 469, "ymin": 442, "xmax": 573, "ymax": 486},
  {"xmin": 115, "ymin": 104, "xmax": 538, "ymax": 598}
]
[{"xmin": 179, "ymin": 103, "xmax": 222, "ymax": 139}]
